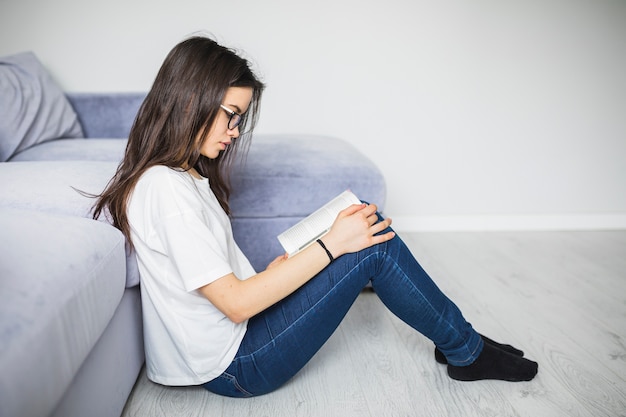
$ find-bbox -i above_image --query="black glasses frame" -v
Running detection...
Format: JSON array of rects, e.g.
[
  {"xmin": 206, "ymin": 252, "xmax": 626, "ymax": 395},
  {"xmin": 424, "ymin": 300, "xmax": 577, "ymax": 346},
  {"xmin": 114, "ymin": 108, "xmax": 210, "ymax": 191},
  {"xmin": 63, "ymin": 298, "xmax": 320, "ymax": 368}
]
[{"xmin": 220, "ymin": 105, "xmax": 242, "ymax": 130}]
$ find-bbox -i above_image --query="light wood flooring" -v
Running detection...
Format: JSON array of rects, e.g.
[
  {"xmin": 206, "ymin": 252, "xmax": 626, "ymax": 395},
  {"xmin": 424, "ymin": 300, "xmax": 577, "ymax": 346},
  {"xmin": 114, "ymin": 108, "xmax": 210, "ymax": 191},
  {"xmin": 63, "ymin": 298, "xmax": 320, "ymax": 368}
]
[{"xmin": 121, "ymin": 231, "xmax": 626, "ymax": 417}]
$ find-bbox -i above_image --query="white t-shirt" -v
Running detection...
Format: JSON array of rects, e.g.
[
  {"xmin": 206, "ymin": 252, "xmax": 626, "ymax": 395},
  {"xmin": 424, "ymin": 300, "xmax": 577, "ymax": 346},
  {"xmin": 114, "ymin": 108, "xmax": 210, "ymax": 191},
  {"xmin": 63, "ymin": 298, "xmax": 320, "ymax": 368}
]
[{"xmin": 127, "ymin": 165, "xmax": 256, "ymax": 386}]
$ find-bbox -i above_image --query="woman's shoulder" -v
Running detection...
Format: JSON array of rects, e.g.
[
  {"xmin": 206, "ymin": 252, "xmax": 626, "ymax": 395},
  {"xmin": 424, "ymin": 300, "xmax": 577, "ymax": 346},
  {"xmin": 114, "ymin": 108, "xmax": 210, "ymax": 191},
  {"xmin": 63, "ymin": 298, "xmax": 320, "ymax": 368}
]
[
  {"xmin": 134, "ymin": 165, "xmax": 189, "ymax": 195},
  {"xmin": 132, "ymin": 166, "xmax": 203, "ymax": 211}
]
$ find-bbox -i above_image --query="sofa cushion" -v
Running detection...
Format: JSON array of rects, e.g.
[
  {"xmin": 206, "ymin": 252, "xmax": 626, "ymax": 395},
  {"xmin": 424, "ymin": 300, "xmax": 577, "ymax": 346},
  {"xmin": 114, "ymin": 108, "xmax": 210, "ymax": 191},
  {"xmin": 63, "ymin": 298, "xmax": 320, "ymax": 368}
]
[
  {"xmin": 0, "ymin": 160, "xmax": 116, "ymax": 217},
  {"xmin": 231, "ymin": 134, "xmax": 387, "ymax": 217},
  {"xmin": 0, "ymin": 161, "xmax": 140, "ymax": 287},
  {"xmin": 66, "ymin": 93, "xmax": 145, "ymax": 139},
  {"xmin": 9, "ymin": 138, "xmax": 127, "ymax": 162},
  {"xmin": 0, "ymin": 209, "xmax": 126, "ymax": 417},
  {"xmin": 0, "ymin": 52, "xmax": 84, "ymax": 162}
]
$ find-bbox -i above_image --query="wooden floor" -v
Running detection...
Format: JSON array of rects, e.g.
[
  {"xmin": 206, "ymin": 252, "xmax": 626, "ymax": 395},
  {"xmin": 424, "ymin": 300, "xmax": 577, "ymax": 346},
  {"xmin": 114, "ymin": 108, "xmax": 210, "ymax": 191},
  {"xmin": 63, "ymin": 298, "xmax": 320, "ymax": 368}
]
[{"xmin": 121, "ymin": 231, "xmax": 626, "ymax": 417}]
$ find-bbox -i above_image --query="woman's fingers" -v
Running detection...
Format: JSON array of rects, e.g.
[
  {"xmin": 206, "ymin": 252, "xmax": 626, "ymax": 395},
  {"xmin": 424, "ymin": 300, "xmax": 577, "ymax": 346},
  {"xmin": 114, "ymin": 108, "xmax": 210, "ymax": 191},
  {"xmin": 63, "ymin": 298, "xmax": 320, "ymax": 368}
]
[{"xmin": 370, "ymin": 216, "xmax": 392, "ymax": 235}]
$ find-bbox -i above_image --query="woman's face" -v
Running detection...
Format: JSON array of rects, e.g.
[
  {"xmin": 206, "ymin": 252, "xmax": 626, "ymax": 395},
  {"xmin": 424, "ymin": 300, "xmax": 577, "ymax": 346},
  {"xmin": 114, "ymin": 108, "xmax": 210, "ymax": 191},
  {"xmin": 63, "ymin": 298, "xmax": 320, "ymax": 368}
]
[{"xmin": 198, "ymin": 86, "xmax": 253, "ymax": 159}]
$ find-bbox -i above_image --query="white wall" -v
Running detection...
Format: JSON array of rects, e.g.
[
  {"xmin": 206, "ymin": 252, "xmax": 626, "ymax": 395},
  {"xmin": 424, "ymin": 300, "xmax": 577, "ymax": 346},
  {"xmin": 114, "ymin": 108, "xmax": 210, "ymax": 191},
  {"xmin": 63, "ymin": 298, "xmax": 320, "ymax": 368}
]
[{"xmin": 2, "ymin": 0, "xmax": 625, "ymax": 231}]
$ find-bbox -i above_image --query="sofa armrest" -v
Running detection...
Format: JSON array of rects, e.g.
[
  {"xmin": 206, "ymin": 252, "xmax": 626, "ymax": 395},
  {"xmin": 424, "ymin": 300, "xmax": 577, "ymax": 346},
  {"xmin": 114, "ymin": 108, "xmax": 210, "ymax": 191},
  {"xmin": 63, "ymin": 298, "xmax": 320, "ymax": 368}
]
[{"xmin": 66, "ymin": 93, "xmax": 146, "ymax": 139}]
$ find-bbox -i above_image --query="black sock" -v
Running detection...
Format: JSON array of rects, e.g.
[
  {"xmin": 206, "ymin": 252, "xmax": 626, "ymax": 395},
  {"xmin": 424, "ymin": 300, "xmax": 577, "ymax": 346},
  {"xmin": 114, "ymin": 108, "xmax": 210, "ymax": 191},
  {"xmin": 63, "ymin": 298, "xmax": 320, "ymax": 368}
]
[
  {"xmin": 434, "ymin": 334, "xmax": 524, "ymax": 364},
  {"xmin": 447, "ymin": 342, "xmax": 538, "ymax": 382}
]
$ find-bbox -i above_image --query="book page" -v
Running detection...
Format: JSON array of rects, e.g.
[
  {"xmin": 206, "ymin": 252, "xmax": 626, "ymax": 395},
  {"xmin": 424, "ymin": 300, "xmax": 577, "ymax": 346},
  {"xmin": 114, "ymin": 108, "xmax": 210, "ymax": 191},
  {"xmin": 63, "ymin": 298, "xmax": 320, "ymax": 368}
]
[{"xmin": 277, "ymin": 190, "xmax": 361, "ymax": 256}]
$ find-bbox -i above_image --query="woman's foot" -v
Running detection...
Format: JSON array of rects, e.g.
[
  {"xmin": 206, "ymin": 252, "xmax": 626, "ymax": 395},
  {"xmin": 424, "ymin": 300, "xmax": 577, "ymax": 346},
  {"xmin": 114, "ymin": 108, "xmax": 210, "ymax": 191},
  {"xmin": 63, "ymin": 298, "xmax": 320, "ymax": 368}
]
[
  {"xmin": 434, "ymin": 335, "xmax": 524, "ymax": 364},
  {"xmin": 447, "ymin": 342, "xmax": 538, "ymax": 382}
]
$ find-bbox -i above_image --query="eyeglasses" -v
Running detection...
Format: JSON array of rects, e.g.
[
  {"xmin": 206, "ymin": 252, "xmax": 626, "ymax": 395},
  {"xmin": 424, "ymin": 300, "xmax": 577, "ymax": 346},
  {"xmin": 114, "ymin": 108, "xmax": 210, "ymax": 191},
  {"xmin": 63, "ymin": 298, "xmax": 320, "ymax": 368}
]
[{"xmin": 220, "ymin": 105, "xmax": 243, "ymax": 130}]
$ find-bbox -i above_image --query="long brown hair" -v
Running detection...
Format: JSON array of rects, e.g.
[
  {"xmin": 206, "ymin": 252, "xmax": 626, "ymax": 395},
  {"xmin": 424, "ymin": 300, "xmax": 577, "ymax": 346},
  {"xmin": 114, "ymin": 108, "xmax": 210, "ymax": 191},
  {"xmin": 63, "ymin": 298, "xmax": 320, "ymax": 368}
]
[{"xmin": 92, "ymin": 36, "xmax": 265, "ymax": 246}]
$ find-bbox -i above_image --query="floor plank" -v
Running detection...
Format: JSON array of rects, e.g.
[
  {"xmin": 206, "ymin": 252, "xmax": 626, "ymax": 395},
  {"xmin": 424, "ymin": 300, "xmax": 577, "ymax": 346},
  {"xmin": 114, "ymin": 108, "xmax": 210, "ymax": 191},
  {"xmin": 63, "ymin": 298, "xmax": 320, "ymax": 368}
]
[{"xmin": 121, "ymin": 231, "xmax": 626, "ymax": 417}]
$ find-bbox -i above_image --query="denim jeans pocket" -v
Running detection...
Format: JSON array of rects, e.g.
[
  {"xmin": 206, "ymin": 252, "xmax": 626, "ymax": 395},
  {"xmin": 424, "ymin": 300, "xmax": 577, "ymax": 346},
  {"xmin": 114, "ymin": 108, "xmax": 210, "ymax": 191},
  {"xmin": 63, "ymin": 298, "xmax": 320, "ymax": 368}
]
[{"xmin": 203, "ymin": 372, "xmax": 254, "ymax": 398}]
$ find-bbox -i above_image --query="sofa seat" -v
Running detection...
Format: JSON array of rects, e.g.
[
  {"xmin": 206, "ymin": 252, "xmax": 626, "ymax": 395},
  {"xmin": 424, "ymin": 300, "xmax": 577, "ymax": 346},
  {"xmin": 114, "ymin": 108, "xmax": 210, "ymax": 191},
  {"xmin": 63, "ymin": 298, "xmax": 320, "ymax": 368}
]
[
  {"xmin": 6, "ymin": 134, "xmax": 387, "ymax": 213},
  {"xmin": 9, "ymin": 138, "xmax": 127, "ymax": 162},
  {"xmin": 231, "ymin": 134, "xmax": 386, "ymax": 217},
  {"xmin": 0, "ymin": 209, "xmax": 127, "ymax": 417}
]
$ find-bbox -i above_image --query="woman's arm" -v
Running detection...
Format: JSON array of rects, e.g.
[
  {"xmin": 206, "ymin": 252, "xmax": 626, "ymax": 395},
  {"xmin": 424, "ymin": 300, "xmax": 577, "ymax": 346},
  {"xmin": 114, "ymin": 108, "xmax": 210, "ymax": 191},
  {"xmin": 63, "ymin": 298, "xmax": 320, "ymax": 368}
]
[{"xmin": 198, "ymin": 203, "xmax": 394, "ymax": 323}]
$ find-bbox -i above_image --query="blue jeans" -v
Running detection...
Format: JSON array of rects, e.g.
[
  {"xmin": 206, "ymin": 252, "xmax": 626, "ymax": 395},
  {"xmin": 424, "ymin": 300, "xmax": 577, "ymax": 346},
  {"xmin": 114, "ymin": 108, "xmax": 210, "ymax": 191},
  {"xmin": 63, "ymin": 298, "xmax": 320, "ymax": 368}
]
[{"xmin": 203, "ymin": 227, "xmax": 483, "ymax": 397}]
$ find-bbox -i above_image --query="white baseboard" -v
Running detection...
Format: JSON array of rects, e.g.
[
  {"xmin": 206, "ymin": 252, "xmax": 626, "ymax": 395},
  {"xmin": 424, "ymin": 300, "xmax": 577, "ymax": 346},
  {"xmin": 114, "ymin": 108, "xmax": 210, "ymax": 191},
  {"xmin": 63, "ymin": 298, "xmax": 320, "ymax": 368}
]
[{"xmin": 389, "ymin": 213, "xmax": 626, "ymax": 232}]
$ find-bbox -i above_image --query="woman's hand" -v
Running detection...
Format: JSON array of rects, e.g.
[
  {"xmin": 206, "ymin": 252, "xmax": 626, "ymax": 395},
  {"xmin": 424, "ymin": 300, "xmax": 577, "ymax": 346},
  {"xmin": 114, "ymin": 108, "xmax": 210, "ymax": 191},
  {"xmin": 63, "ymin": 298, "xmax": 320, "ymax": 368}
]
[{"xmin": 322, "ymin": 203, "xmax": 394, "ymax": 258}]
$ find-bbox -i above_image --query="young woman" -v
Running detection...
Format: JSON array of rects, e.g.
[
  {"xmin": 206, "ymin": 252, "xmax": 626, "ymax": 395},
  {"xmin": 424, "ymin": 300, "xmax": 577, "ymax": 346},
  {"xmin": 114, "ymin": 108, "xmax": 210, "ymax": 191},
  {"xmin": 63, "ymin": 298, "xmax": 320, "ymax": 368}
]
[{"xmin": 93, "ymin": 36, "xmax": 538, "ymax": 397}]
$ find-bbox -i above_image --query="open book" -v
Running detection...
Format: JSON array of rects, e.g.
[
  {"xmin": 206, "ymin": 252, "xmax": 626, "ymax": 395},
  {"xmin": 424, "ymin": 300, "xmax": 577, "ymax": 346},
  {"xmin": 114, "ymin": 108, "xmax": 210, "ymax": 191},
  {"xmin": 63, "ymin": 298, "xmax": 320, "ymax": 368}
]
[{"xmin": 277, "ymin": 190, "xmax": 361, "ymax": 256}]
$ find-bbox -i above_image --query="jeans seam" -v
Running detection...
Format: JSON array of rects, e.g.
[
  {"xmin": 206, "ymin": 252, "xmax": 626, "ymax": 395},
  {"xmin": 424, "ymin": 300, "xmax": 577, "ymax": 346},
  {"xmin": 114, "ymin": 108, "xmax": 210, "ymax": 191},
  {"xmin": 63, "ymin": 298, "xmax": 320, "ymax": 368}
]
[{"xmin": 218, "ymin": 371, "xmax": 254, "ymax": 397}]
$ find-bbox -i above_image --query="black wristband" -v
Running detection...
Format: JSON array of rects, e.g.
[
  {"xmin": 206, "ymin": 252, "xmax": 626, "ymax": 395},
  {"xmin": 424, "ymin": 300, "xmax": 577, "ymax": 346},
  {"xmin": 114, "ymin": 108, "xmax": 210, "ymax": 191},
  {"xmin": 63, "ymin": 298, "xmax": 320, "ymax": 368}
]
[{"xmin": 316, "ymin": 239, "xmax": 334, "ymax": 263}]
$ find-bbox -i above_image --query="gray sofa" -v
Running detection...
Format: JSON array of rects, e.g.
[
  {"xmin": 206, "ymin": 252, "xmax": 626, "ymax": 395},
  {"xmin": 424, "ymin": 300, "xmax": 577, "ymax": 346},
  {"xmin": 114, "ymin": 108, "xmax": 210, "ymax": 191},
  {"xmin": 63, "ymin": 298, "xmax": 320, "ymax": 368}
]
[{"xmin": 0, "ymin": 53, "xmax": 386, "ymax": 417}]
